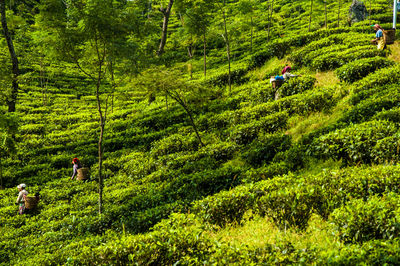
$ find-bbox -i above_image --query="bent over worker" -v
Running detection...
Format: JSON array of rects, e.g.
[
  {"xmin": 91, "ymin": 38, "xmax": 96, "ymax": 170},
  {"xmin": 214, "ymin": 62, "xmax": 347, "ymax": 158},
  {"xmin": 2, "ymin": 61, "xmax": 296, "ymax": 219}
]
[
  {"xmin": 371, "ymin": 24, "xmax": 386, "ymax": 50},
  {"xmin": 70, "ymin": 157, "xmax": 82, "ymax": 180}
]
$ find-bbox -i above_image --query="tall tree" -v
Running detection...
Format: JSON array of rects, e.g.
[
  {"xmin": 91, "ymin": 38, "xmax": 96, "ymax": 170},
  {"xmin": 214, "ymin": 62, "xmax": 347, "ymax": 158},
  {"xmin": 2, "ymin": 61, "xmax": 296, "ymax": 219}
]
[
  {"xmin": 337, "ymin": 0, "xmax": 341, "ymax": 27},
  {"xmin": 239, "ymin": 0, "xmax": 256, "ymax": 52},
  {"xmin": 267, "ymin": 0, "xmax": 274, "ymax": 42},
  {"xmin": 324, "ymin": 0, "xmax": 328, "ymax": 28},
  {"xmin": 157, "ymin": 0, "xmax": 174, "ymax": 56},
  {"xmin": 217, "ymin": 0, "xmax": 232, "ymax": 93},
  {"xmin": 0, "ymin": 0, "xmax": 19, "ymax": 113},
  {"xmin": 39, "ymin": 0, "xmax": 139, "ymax": 215},
  {"xmin": 308, "ymin": 0, "xmax": 314, "ymax": 32},
  {"xmin": 140, "ymin": 67, "xmax": 210, "ymax": 146},
  {"xmin": 0, "ymin": 112, "xmax": 17, "ymax": 189},
  {"xmin": 176, "ymin": 0, "xmax": 214, "ymax": 78}
]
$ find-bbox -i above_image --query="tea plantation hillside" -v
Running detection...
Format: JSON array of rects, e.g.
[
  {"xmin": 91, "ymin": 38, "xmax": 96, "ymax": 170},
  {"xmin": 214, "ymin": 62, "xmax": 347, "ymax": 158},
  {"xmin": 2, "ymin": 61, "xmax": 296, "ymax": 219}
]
[{"xmin": 1, "ymin": 0, "xmax": 400, "ymax": 264}]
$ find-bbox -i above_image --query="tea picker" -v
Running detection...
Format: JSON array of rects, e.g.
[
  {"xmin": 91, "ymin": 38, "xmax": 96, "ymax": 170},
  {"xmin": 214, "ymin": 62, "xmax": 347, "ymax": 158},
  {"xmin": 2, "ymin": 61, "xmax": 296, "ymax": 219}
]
[
  {"xmin": 15, "ymin": 184, "xmax": 40, "ymax": 215},
  {"xmin": 15, "ymin": 183, "xmax": 28, "ymax": 215},
  {"xmin": 70, "ymin": 157, "xmax": 89, "ymax": 181}
]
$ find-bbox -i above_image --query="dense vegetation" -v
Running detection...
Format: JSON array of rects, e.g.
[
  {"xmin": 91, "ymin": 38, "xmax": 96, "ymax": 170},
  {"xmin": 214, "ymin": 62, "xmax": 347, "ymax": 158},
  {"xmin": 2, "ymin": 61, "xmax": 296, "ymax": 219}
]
[{"xmin": 1, "ymin": 0, "xmax": 400, "ymax": 264}]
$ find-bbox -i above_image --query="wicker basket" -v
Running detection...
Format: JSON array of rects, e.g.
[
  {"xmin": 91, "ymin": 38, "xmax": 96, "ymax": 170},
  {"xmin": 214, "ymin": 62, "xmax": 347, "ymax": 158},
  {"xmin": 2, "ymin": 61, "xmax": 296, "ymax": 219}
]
[
  {"xmin": 384, "ymin": 29, "xmax": 396, "ymax": 45},
  {"xmin": 77, "ymin": 168, "xmax": 89, "ymax": 180},
  {"xmin": 25, "ymin": 196, "xmax": 38, "ymax": 210}
]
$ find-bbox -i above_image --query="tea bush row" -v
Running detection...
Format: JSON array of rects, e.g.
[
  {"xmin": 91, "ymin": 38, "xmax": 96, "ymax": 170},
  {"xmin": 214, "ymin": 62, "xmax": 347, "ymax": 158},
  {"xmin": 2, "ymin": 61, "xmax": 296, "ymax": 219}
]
[
  {"xmin": 331, "ymin": 194, "xmax": 400, "ymax": 243},
  {"xmin": 335, "ymin": 57, "xmax": 395, "ymax": 83},
  {"xmin": 352, "ymin": 64, "xmax": 400, "ymax": 93},
  {"xmin": 192, "ymin": 165, "xmax": 400, "ymax": 230},
  {"xmin": 290, "ymin": 33, "xmax": 371, "ymax": 66},
  {"xmin": 311, "ymin": 46, "xmax": 385, "ymax": 71},
  {"xmin": 311, "ymin": 120, "xmax": 399, "ymax": 164}
]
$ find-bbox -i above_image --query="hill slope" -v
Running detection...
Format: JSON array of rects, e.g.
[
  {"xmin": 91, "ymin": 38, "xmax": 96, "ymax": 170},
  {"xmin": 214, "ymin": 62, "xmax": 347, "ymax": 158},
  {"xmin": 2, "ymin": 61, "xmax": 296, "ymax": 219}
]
[{"xmin": 1, "ymin": 0, "xmax": 400, "ymax": 264}]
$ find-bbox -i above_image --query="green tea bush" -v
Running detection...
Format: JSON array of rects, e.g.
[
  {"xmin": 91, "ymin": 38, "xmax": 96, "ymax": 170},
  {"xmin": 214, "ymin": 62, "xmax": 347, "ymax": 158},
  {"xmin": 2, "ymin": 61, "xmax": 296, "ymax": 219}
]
[
  {"xmin": 335, "ymin": 57, "xmax": 394, "ymax": 83},
  {"xmin": 207, "ymin": 67, "xmax": 250, "ymax": 87},
  {"xmin": 273, "ymin": 144, "xmax": 307, "ymax": 171},
  {"xmin": 306, "ymin": 165, "xmax": 400, "ymax": 218},
  {"xmin": 352, "ymin": 64, "xmax": 400, "ymax": 94},
  {"xmin": 74, "ymin": 213, "xmax": 214, "ymax": 265},
  {"xmin": 150, "ymin": 133, "xmax": 200, "ymax": 157},
  {"xmin": 290, "ymin": 33, "xmax": 371, "ymax": 66},
  {"xmin": 311, "ymin": 46, "xmax": 385, "ymax": 71},
  {"xmin": 278, "ymin": 76, "xmax": 316, "ymax": 97},
  {"xmin": 229, "ymin": 111, "xmax": 288, "ymax": 145},
  {"xmin": 242, "ymin": 161, "xmax": 289, "ymax": 183},
  {"xmin": 241, "ymin": 133, "xmax": 292, "ymax": 167},
  {"xmin": 192, "ymin": 185, "xmax": 255, "ymax": 226},
  {"xmin": 324, "ymin": 240, "xmax": 400, "ymax": 265},
  {"xmin": 312, "ymin": 120, "xmax": 399, "ymax": 164},
  {"xmin": 255, "ymin": 179, "xmax": 317, "ymax": 230},
  {"xmin": 373, "ymin": 107, "xmax": 400, "ymax": 123},
  {"xmin": 275, "ymin": 86, "xmax": 336, "ymax": 115},
  {"xmin": 331, "ymin": 194, "xmax": 400, "ymax": 243},
  {"xmin": 339, "ymin": 91, "xmax": 400, "ymax": 124},
  {"xmin": 349, "ymin": 85, "xmax": 391, "ymax": 105},
  {"xmin": 371, "ymin": 133, "xmax": 400, "ymax": 164}
]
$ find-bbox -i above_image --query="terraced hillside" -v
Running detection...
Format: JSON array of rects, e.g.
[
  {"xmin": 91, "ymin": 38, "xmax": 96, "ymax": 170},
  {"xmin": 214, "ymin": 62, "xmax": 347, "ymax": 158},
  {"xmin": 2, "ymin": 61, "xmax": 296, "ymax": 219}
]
[{"xmin": 1, "ymin": 0, "xmax": 400, "ymax": 264}]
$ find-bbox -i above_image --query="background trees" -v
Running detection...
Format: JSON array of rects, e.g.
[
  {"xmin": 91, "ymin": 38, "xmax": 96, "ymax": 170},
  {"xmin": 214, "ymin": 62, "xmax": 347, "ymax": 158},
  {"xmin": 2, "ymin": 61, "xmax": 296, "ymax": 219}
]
[{"xmin": 36, "ymin": 0, "xmax": 142, "ymax": 214}]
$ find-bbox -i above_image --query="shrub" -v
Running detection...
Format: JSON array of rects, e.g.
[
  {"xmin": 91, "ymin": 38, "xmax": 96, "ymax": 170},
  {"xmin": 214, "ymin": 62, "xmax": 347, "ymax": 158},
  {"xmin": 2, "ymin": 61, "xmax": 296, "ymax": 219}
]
[
  {"xmin": 192, "ymin": 185, "xmax": 255, "ymax": 226},
  {"xmin": 150, "ymin": 133, "xmax": 200, "ymax": 157},
  {"xmin": 373, "ymin": 106, "xmax": 400, "ymax": 123},
  {"xmin": 229, "ymin": 111, "xmax": 288, "ymax": 145},
  {"xmin": 339, "ymin": 91, "xmax": 400, "ymax": 124},
  {"xmin": 352, "ymin": 64, "xmax": 400, "ymax": 94},
  {"xmin": 331, "ymin": 194, "xmax": 400, "ymax": 243},
  {"xmin": 324, "ymin": 240, "xmax": 400, "ymax": 265},
  {"xmin": 371, "ymin": 133, "xmax": 400, "ymax": 164},
  {"xmin": 242, "ymin": 162, "xmax": 289, "ymax": 183},
  {"xmin": 311, "ymin": 120, "xmax": 399, "ymax": 164},
  {"xmin": 335, "ymin": 57, "xmax": 394, "ymax": 83},
  {"xmin": 254, "ymin": 179, "xmax": 318, "ymax": 230},
  {"xmin": 207, "ymin": 67, "xmax": 250, "ymax": 87},
  {"xmin": 311, "ymin": 46, "xmax": 385, "ymax": 71},
  {"xmin": 241, "ymin": 133, "xmax": 292, "ymax": 166},
  {"xmin": 278, "ymin": 76, "xmax": 316, "ymax": 97}
]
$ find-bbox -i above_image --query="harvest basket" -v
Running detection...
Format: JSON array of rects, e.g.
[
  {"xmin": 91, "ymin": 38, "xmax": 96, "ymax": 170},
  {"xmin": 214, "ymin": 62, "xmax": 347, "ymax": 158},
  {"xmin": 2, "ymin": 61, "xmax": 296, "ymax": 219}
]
[
  {"xmin": 25, "ymin": 196, "xmax": 38, "ymax": 210},
  {"xmin": 77, "ymin": 168, "xmax": 89, "ymax": 180},
  {"xmin": 384, "ymin": 29, "xmax": 396, "ymax": 45}
]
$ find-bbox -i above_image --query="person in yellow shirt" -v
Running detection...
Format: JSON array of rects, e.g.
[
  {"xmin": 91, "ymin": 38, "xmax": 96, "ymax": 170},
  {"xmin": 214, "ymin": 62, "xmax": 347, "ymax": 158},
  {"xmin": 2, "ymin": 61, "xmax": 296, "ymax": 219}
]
[{"xmin": 371, "ymin": 24, "xmax": 386, "ymax": 50}]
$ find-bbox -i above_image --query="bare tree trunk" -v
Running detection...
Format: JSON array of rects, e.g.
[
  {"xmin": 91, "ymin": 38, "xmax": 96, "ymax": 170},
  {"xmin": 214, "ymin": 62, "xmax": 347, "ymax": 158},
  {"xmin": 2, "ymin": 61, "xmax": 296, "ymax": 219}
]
[
  {"xmin": 187, "ymin": 47, "xmax": 193, "ymax": 80},
  {"xmin": 176, "ymin": 98, "xmax": 204, "ymax": 147},
  {"xmin": 221, "ymin": 0, "xmax": 231, "ymax": 94},
  {"xmin": 337, "ymin": 0, "xmax": 341, "ymax": 28},
  {"xmin": 203, "ymin": 31, "xmax": 207, "ymax": 78},
  {"xmin": 95, "ymin": 71, "xmax": 105, "ymax": 214},
  {"xmin": 157, "ymin": 0, "xmax": 174, "ymax": 56},
  {"xmin": 309, "ymin": 0, "xmax": 313, "ymax": 32},
  {"xmin": 267, "ymin": 0, "xmax": 274, "ymax": 42},
  {"xmin": 369, "ymin": 0, "xmax": 372, "ymax": 25},
  {"xmin": 0, "ymin": 161, "xmax": 3, "ymax": 190},
  {"xmin": 250, "ymin": 16, "xmax": 253, "ymax": 52},
  {"xmin": 184, "ymin": 104, "xmax": 204, "ymax": 147},
  {"xmin": 0, "ymin": 0, "xmax": 19, "ymax": 113},
  {"xmin": 324, "ymin": 0, "xmax": 327, "ymax": 28}
]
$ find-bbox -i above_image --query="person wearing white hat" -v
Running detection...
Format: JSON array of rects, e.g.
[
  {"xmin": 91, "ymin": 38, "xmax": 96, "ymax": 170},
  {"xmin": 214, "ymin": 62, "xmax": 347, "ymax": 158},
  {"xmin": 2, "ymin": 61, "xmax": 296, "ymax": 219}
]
[{"xmin": 16, "ymin": 184, "xmax": 28, "ymax": 215}]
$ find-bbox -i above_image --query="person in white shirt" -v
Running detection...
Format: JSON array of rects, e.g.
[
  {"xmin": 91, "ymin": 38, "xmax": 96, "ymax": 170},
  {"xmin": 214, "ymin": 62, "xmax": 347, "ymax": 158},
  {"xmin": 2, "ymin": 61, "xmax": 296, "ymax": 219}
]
[{"xmin": 16, "ymin": 183, "xmax": 28, "ymax": 215}]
